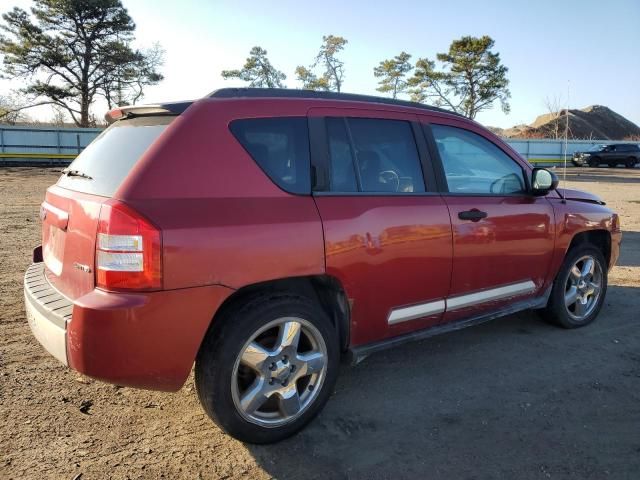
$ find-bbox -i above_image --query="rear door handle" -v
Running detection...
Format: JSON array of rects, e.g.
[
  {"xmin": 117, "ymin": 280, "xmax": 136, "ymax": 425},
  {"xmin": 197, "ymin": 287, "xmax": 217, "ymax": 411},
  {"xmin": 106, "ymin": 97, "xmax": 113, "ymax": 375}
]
[{"xmin": 458, "ymin": 209, "xmax": 487, "ymax": 222}]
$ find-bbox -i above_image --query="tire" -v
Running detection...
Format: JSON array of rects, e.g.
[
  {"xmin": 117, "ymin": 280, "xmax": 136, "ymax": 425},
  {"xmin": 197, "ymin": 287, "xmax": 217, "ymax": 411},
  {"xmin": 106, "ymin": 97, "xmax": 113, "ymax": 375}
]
[
  {"xmin": 626, "ymin": 157, "xmax": 636, "ymax": 168},
  {"xmin": 543, "ymin": 245, "xmax": 607, "ymax": 329},
  {"xmin": 195, "ymin": 292, "xmax": 340, "ymax": 444},
  {"xmin": 588, "ymin": 157, "xmax": 600, "ymax": 167}
]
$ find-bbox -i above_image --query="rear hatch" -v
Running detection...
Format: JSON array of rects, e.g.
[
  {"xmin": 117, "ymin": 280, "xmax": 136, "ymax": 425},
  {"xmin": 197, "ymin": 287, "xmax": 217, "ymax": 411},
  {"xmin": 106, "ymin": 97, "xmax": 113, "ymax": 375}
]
[{"xmin": 42, "ymin": 116, "xmax": 174, "ymax": 300}]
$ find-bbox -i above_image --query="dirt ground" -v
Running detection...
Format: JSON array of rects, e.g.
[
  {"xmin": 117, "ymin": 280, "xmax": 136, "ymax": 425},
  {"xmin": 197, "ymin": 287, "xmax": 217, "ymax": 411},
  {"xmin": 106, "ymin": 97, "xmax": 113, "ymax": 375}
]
[{"xmin": 1, "ymin": 166, "xmax": 639, "ymax": 480}]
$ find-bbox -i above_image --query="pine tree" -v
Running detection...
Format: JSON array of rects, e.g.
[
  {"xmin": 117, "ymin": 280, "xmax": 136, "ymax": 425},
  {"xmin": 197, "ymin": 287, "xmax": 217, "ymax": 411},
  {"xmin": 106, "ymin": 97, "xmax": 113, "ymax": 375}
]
[
  {"xmin": 373, "ymin": 52, "xmax": 412, "ymax": 99},
  {"xmin": 296, "ymin": 35, "xmax": 347, "ymax": 92},
  {"xmin": 221, "ymin": 46, "xmax": 286, "ymax": 88},
  {"xmin": 408, "ymin": 36, "xmax": 510, "ymax": 118}
]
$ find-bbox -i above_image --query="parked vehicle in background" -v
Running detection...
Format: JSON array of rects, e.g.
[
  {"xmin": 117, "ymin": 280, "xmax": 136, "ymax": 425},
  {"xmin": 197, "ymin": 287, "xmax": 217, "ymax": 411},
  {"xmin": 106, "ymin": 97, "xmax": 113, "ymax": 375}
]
[
  {"xmin": 572, "ymin": 143, "xmax": 640, "ymax": 168},
  {"xmin": 25, "ymin": 88, "xmax": 621, "ymax": 444}
]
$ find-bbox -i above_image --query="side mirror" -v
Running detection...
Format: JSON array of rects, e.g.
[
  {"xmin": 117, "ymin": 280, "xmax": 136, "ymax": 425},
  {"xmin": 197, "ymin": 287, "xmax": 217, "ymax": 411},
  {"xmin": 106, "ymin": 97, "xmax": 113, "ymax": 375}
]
[{"xmin": 531, "ymin": 168, "xmax": 559, "ymax": 196}]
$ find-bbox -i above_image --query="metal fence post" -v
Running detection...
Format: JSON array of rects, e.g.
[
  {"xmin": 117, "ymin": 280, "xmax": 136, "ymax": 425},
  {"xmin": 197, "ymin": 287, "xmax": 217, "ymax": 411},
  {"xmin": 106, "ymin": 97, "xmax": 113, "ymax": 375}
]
[
  {"xmin": 76, "ymin": 134, "xmax": 80, "ymax": 154},
  {"xmin": 56, "ymin": 129, "xmax": 61, "ymax": 154},
  {"xmin": 0, "ymin": 127, "xmax": 4, "ymax": 153}
]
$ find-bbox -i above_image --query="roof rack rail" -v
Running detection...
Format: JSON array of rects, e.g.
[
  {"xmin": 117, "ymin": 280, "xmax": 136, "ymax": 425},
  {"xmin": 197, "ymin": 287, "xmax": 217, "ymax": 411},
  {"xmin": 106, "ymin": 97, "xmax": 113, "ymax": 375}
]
[{"xmin": 207, "ymin": 88, "xmax": 465, "ymax": 118}]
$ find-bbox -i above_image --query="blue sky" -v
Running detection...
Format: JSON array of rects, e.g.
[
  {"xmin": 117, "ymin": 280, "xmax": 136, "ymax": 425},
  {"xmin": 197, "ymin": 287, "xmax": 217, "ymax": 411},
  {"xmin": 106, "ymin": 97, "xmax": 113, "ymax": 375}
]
[{"xmin": 1, "ymin": 0, "xmax": 639, "ymax": 128}]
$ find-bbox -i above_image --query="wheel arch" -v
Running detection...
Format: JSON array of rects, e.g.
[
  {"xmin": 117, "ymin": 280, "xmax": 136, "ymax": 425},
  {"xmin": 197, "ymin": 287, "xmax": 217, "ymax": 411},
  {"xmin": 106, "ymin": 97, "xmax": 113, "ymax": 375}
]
[
  {"xmin": 567, "ymin": 229, "xmax": 612, "ymax": 268},
  {"xmin": 204, "ymin": 275, "xmax": 351, "ymax": 353}
]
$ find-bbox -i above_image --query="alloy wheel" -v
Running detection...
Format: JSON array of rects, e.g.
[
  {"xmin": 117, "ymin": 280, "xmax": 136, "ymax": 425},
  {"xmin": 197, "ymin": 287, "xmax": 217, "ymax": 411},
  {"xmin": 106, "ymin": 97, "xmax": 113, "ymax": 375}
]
[
  {"xmin": 231, "ymin": 317, "xmax": 328, "ymax": 427},
  {"xmin": 564, "ymin": 254, "xmax": 603, "ymax": 321}
]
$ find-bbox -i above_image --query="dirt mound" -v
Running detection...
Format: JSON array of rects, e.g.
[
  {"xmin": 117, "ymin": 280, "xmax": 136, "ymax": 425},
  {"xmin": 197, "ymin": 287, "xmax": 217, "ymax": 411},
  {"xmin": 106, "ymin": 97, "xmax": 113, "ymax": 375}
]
[{"xmin": 501, "ymin": 105, "xmax": 640, "ymax": 140}]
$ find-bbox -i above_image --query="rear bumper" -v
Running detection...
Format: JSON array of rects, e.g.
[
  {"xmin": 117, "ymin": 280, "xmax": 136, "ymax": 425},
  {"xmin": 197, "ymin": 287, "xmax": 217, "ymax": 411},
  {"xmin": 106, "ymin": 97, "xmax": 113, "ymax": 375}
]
[
  {"xmin": 24, "ymin": 261, "xmax": 233, "ymax": 391},
  {"xmin": 24, "ymin": 262, "xmax": 72, "ymax": 365}
]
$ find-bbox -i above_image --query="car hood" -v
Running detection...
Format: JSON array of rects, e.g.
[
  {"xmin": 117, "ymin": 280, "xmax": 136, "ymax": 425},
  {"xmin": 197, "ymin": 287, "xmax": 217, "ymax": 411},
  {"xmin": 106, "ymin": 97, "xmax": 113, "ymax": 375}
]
[{"xmin": 557, "ymin": 188, "xmax": 605, "ymax": 205}]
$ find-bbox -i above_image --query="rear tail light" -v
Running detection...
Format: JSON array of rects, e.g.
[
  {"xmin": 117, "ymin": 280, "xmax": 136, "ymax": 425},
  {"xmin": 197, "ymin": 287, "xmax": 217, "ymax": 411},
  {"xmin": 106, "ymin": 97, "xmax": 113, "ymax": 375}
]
[{"xmin": 96, "ymin": 200, "xmax": 162, "ymax": 291}]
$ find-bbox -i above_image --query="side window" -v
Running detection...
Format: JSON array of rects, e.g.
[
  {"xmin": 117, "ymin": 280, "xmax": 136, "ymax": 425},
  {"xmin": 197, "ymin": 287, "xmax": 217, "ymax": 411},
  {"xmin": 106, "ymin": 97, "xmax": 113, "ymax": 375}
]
[
  {"xmin": 230, "ymin": 117, "xmax": 310, "ymax": 194},
  {"xmin": 431, "ymin": 124, "xmax": 525, "ymax": 195},
  {"xmin": 325, "ymin": 117, "xmax": 425, "ymax": 193}
]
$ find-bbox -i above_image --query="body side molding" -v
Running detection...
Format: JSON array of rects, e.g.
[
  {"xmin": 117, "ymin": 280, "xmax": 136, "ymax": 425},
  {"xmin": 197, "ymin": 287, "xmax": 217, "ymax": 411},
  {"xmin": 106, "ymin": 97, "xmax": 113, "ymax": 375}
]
[{"xmin": 387, "ymin": 280, "xmax": 537, "ymax": 325}]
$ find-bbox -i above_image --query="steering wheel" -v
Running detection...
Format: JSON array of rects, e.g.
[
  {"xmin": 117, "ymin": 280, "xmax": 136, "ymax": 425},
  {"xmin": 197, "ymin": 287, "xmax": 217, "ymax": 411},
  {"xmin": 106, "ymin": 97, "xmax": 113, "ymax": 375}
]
[{"xmin": 378, "ymin": 170, "xmax": 400, "ymax": 192}]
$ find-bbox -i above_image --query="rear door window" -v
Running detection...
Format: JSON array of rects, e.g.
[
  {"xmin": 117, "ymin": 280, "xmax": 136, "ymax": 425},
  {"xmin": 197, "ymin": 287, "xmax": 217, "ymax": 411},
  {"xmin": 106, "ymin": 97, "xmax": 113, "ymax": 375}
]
[
  {"xmin": 230, "ymin": 117, "xmax": 311, "ymax": 194},
  {"xmin": 325, "ymin": 117, "xmax": 425, "ymax": 193},
  {"xmin": 57, "ymin": 116, "xmax": 172, "ymax": 197}
]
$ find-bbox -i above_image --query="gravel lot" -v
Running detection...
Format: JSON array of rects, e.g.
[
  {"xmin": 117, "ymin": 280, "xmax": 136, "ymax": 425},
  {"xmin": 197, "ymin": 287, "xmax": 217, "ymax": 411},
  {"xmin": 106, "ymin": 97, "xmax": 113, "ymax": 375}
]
[{"xmin": 1, "ymin": 166, "xmax": 639, "ymax": 480}]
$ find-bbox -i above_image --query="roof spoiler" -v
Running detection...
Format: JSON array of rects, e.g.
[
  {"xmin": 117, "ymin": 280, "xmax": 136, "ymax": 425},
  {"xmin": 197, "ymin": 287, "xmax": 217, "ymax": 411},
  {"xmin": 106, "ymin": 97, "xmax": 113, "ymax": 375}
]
[{"xmin": 104, "ymin": 101, "xmax": 194, "ymax": 124}]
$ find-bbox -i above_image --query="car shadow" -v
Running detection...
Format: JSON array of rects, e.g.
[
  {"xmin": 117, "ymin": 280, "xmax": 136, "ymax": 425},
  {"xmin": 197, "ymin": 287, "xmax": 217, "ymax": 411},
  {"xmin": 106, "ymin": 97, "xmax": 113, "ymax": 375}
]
[{"xmin": 246, "ymin": 283, "xmax": 640, "ymax": 479}]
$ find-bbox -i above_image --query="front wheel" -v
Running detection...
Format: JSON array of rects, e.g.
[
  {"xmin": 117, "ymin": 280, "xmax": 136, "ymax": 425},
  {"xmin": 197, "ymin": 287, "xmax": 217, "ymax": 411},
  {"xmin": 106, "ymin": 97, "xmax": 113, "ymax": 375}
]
[
  {"xmin": 543, "ymin": 245, "xmax": 607, "ymax": 328},
  {"xmin": 195, "ymin": 293, "xmax": 339, "ymax": 444},
  {"xmin": 626, "ymin": 158, "xmax": 636, "ymax": 168},
  {"xmin": 588, "ymin": 157, "xmax": 600, "ymax": 167}
]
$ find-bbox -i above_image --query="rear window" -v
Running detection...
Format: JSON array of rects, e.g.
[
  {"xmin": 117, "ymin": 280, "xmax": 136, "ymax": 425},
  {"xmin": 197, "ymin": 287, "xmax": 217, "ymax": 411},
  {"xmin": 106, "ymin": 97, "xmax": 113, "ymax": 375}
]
[
  {"xmin": 57, "ymin": 116, "xmax": 172, "ymax": 197},
  {"xmin": 229, "ymin": 117, "xmax": 311, "ymax": 194}
]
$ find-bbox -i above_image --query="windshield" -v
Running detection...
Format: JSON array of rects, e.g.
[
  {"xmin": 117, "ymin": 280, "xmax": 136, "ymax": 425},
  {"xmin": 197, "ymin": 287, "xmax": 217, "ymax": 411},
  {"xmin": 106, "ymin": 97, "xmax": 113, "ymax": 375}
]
[
  {"xmin": 56, "ymin": 116, "xmax": 173, "ymax": 197},
  {"xmin": 588, "ymin": 144, "xmax": 607, "ymax": 152}
]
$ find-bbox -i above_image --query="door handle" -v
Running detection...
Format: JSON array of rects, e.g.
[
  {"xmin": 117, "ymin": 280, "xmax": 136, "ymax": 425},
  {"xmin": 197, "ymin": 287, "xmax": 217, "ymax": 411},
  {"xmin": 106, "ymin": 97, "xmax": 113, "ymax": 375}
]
[{"xmin": 458, "ymin": 209, "xmax": 487, "ymax": 222}]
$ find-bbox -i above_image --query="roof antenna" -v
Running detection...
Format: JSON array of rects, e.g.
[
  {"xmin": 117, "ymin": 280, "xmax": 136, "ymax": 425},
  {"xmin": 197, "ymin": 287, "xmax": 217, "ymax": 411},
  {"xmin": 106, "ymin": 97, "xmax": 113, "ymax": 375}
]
[{"xmin": 560, "ymin": 80, "xmax": 570, "ymax": 204}]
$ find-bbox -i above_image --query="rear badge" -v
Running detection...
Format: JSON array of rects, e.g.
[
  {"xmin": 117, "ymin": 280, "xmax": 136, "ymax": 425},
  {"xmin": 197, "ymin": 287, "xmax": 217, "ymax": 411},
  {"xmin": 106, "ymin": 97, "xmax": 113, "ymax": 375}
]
[{"xmin": 74, "ymin": 262, "xmax": 92, "ymax": 273}]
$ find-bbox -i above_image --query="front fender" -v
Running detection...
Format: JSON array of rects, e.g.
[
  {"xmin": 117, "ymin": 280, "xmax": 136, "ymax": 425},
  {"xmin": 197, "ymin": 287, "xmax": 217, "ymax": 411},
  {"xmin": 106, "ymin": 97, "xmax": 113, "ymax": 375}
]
[{"xmin": 545, "ymin": 198, "xmax": 619, "ymax": 289}]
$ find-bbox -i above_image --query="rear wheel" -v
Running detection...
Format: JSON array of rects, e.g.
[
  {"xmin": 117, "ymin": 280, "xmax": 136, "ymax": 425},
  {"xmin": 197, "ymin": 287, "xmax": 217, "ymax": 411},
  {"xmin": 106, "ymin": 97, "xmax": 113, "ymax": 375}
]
[
  {"xmin": 626, "ymin": 157, "xmax": 636, "ymax": 168},
  {"xmin": 195, "ymin": 293, "xmax": 339, "ymax": 444},
  {"xmin": 543, "ymin": 245, "xmax": 607, "ymax": 328}
]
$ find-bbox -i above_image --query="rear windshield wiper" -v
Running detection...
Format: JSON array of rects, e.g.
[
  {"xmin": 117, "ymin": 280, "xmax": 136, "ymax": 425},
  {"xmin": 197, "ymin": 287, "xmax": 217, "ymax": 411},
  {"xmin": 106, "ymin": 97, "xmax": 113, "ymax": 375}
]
[{"xmin": 61, "ymin": 168, "xmax": 93, "ymax": 180}]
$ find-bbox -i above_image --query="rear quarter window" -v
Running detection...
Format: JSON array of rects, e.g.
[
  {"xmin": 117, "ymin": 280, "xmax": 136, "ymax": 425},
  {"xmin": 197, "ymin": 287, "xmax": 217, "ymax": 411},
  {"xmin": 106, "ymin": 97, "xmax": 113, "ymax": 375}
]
[
  {"xmin": 229, "ymin": 117, "xmax": 311, "ymax": 194},
  {"xmin": 57, "ymin": 116, "xmax": 172, "ymax": 197}
]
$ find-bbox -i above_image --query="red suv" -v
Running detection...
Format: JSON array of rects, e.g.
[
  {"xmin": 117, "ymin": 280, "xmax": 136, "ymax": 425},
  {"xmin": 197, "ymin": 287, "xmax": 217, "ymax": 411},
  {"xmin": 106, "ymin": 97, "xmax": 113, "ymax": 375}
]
[{"xmin": 25, "ymin": 89, "xmax": 621, "ymax": 443}]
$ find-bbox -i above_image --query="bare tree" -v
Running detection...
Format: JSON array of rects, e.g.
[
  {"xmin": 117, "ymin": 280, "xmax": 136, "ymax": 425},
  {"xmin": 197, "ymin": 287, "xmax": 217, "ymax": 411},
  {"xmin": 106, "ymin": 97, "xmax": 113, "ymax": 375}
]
[
  {"xmin": 0, "ymin": 94, "xmax": 31, "ymax": 124},
  {"xmin": 49, "ymin": 105, "xmax": 67, "ymax": 126},
  {"xmin": 543, "ymin": 94, "xmax": 564, "ymax": 139}
]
